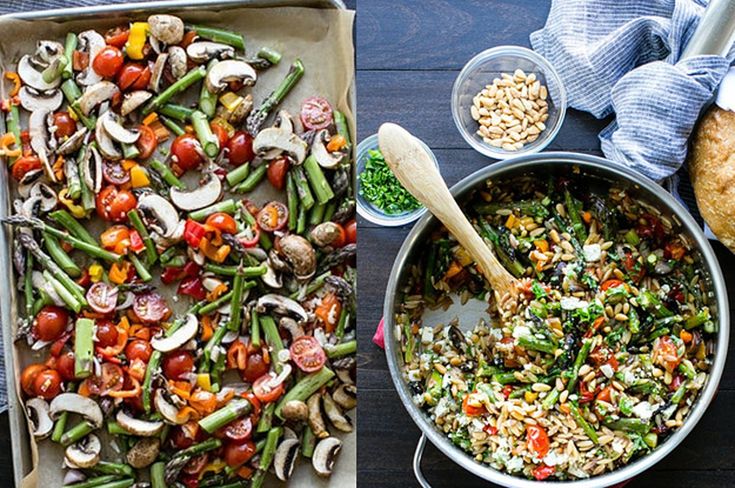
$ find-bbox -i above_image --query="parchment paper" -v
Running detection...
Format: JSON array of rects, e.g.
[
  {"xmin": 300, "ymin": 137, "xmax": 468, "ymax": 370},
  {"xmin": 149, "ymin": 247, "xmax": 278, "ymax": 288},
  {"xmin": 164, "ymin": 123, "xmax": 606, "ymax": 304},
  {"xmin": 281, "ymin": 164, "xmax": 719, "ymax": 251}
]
[{"xmin": 0, "ymin": 4, "xmax": 355, "ymax": 487}]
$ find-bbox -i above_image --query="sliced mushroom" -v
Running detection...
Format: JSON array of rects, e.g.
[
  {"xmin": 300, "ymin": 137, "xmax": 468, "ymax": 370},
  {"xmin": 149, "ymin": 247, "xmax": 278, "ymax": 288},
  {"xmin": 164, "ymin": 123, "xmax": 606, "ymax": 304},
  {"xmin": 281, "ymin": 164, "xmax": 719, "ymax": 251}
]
[
  {"xmin": 333, "ymin": 357, "xmax": 355, "ymax": 385},
  {"xmin": 65, "ymin": 434, "xmax": 101, "ymax": 468},
  {"xmin": 26, "ymin": 398, "xmax": 53, "ymax": 439},
  {"xmin": 18, "ymin": 86, "xmax": 63, "ymax": 113},
  {"xmin": 81, "ymin": 145, "xmax": 103, "ymax": 193},
  {"xmin": 332, "ymin": 384, "xmax": 357, "ymax": 411},
  {"xmin": 57, "ymin": 128, "xmax": 87, "ymax": 155},
  {"xmin": 101, "ymin": 111, "xmax": 140, "ymax": 144},
  {"xmin": 18, "ymin": 169, "xmax": 45, "ymax": 198},
  {"xmin": 18, "ymin": 55, "xmax": 60, "ymax": 91},
  {"xmin": 205, "ymin": 60, "xmax": 256, "ymax": 93},
  {"xmin": 28, "ymin": 110, "xmax": 56, "ymax": 182},
  {"xmin": 154, "ymin": 389, "xmax": 185, "ymax": 424},
  {"xmin": 138, "ymin": 193, "xmax": 181, "ymax": 238},
  {"xmin": 276, "ymin": 110, "xmax": 295, "ymax": 134},
  {"xmin": 311, "ymin": 129, "xmax": 345, "ymax": 169},
  {"xmin": 322, "ymin": 393, "xmax": 352, "ymax": 432},
  {"xmin": 279, "ymin": 235, "xmax": 316, "ymax": 280},
  {"xmin": 274, "ymin": 438, "xmax": 300, "ymax": 481},
  {"xmin": 147, "ymin": 14, "xmax": 184, "ymax": 45},
  {"xmin": 149, "ymin": 53, "xmax": 169, "ymax": 93},
  {"xmin": 77, "ymin": 81, "xmax": 119, "ymax": 115},
  {"xmin": 94, "ymin": 112, "xmax": 121, "ymax": 160},
  {"xmin": 121, "ymin": 90, "xmax": 153, "ymax": 116},
  {"xmin": 311, "ymin": 222, "xmax": 346, "ymax": 248},
  {"xmin": 281, "ymin": 399, "xmax": 309, "ymax": 422},
  {"xmin": 257, "ymin": 294, "xmax": 308, "ymax": 323},
  {"xmin": 169, "ymin": 175, "xmax": 222, "ymax": 211},
  {"xmin": 280, "ymin": 316, "xmax": 305, "ymax": 340},
  {"xmin": 127, "ymin": 437, "xmax": 161, "ymax": 469},
  {"xmin": 116, "ymin": 410, "xmax": 164, "ymax": 437},
  {"xmin": 30, "ymin": 182, "xmax": 57, "ymax": 212},
  {"xmin": 167, "ymin": 46, "xmax": 188, "ymax": 80},
  {"xmin": 50, "ymin": 393, "xmax": 104, "ymax": 428},
  {"xmin": 253, "ymin": 126, "xmax": 307, "ymax": 165},
  {"xmin": 31, "ymin": 40, "xmax": 64, "ymax": 69},
  {"xmin": 261, "ymin": 261, "xmax": 283, "ymax": 289},
  {"xmin": 152, "ymin": 314, "xmax": 198, "ymax": 352},
  {"xmin": 76, "ymin": 30, "xmax": 105, "ymax": 86},
  {"xmin": 307, "ymin": 393, "xmax": 329, "ymax": 439},
  {"xmin": 186, "ymin": 41, "xmax": 235, "ymax": 63},
  {"xmin": 312, "ymin": 437, "xmax": 342, "ymax": 477}
]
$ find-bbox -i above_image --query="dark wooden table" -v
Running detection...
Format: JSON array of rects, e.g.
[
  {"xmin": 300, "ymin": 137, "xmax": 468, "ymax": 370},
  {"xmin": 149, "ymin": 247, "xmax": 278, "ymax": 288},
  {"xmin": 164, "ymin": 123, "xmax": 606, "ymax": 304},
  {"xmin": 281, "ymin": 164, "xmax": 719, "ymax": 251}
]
[
  {"xmin": 356, "ymin": 1, "xmax": 735, "ymax": 487},
  {"xmin": 0, "ymin": 0, "xmax": 357, "ymax": 486}
]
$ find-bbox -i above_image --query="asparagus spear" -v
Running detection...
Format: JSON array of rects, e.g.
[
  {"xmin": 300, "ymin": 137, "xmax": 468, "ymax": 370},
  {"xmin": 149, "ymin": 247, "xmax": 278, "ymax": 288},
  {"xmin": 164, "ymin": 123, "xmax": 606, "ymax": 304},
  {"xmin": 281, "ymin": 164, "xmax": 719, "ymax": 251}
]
[
  {"xmin": 228, "ymin": 268, "xmax": 245, "ymax": 332},
  {"xmin": 250, "ymin": 307, "xmax": 261, "ymax": 349},
  {"xmin": 189, "ymin": 199, "xmax": 238, "ymax": 221},
  {"xmin": 304, "ymin": 155, "xmax": 334, "ymax": 205},
  {"xmin": 5, "ymin": 103, "xmax": 21, "ymax": 164},
  {"xmin": 64, "ymin": 475, "xmax": 124, "ymax": 488},
  {"xmin": 566, "ymin": 339, "xmax": 592, "ymax": 393},
  {"xmin": 188, "ymin": 25, "xmax": 246, "ymax": 50},
  {"xmin": 149, "ymin": 159, "xmax": 185, "ymax": 189},
  {"xmin": 49, "ymin": 209, "xmax": 97, "ymax": 246},
  {"xmin": 199, "ymin": 60, "xmax": 219, "ymax": 118},
  {"xmin": 191, "ymin": 110, "xmax": 219, "ymax": 157},
  {"xmin": 246, "ymin": 59, "xmax": 304, "ymax": 135},
  {"xmin": 257, "ymin": 47, "xmax": 282, "ymax": 65},
  {"xmin": 159, "ymin": 103, "xmax": 194, "ymax": 121},
  {"xmin": 150, "ymin": 461, "xmax": 166, "ymax": 488},
  {"xmin": 74, "ymin": 318, "xmax": 95, "ymax": 378},
  {"xmin": 292, "ymin": 166, "xmax": 315, "ymax": 210},
  {"xmin": 234, "ymin": 164, "xmax": 267, "ymax": 193},
  {"xmin": 43, "ymin": 232, "xmax": 81, "ymax": 278},
  {"xmin": 286, "ymin": 172, "xmax": 298, "ymax": 230},
  {"xmin": 275, "ymin": 368, "xmax": 335, "ymax": 419},
  {"xmin": 44, "ymin": 271, "xmax": 82, "ymax": 312},
  {"xmin": 199, "ymin": 398, "xmax": 252, "ymax": 433},
  {"xmin": 569, "ymin": 402, "xmax": 599, "ymax": 444},
  {"xmin": 92, "ymin": 461, "xmax": 135, "ymax": 478},
  {"xmin": 225, "ymin": 162, "xmax": 250, "ymax": 187},
  {"xmin": 143, "ymin": 66, "xmax": 207, "ymax": 115},
  {"xmin": 164, "ymin": 438, "xmax": 223, "ymax": 483},
  {"xmin": 60, "ymin": 420, "xmax": 94, "ymax": 446},
  {"xmin": 326, "ymin": 340, "xmax": 356, "ymax": 358},
  {"xmin": 127, "ymin": 209, "xmax": 158, "ymax": 266},
  {"xmin": 62, "ymin": 32, "xmax": 77, "ymax": 80},
  {"xmin": 260, "ymin": 315, "xmax": 285, "ymax": 373}
]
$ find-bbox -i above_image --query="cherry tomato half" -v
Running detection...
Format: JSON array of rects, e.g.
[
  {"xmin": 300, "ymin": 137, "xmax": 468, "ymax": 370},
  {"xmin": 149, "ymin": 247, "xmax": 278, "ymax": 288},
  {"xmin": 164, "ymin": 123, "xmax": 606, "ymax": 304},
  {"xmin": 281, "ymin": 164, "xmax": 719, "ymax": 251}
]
[
  {"xmin": 253, "ymin": 373, "xmax": 285, "ymax": 403},
  {"xmin": 289, "ymin": 336, "xmax": 326, "ymax": 373},
  {"xmin": 103, "ymin": 161, "xmax": 131, "ymax": 185},
  {"xmin": 99, "ymin": 362, "xmax": 125, "ymax": 393},
  {"xmin": 136, "ymin": 125, "xmax": 158, "ymax": 160},
  {"xmin": 133, "ymin": 292, "xmax": 169, "ymax": 324},
  {"xmin": 11, "ymin": 156, "xmax": 42, "ymax": 181},
  {"xmin": 92, "ymin": 45, "xmax": 124, "ymax": 78},
  {"xmin": 56, "ymin": 351, "xmax": 77, "ymax": 381},
  {"xmin": 104, "ymin": 26, "xmax": 130, "ymax": 48},
  {"xmin": 52, "ymin": 112, "xmax": 77, "ymax": 139},
  {"xmin": 33, "ymin": 305, "xmax": 69, "ymax": 342},
  {"xmin": 34, "ymin": 369, "xmax": 62, "ymax": 400},
  {"xmin": 300, "ymin": 96, "xmax": 333, "ymax": 130},
  {"xmin": 256, "ymin": 201, "xmax": 288, "ymax": 232},
  {"xmin": 267, "ymin": 157, "xmax": 290, "ymax": 191},
  {"xmin": 21, "ymin": 364, "xmax": 48, "ymax": 396},
  {"xmin": 205, "ymin": 212, "xmax": 238, "ymax": 234},
  {"xmin": 211, "ymin": 122, "xmax": 230, "ymax": 148},
  {"xmin": 226, "ymin": 131, "xmax": 254, "ymax": 166},
  {"xmin": 96, "ymin": 185, "xmax": 137, "ymax": 222},
  {"xmin": 224, "ymin": 439, "xmax": 256, "ymax": 468},
  {"xmin": 183, "ymin": 453, "xmax": 209, "ymax": 476},
  {"xmin": 95, "ymin": 320, "xmax": 119, "ymax": 348},
  {"xmin": 345, "ymin": 219, "xmax": 356, "ymax": 245},
  {"xmin": 170, "ymin": 426, "xmax": 196, "ymax": 449},
  {"xmin": 162, "ymin": 350, "xmax": 194, "ymax": 380},
  {"xmin": 240, "ymin": 351, "xmax": 268, "ymax": 384},
  {"xmin": 86, "ymin": 282, "xmax": 119, "ymax": 314},
  {"xmin": 171, "ymin": 133, "xmax": 205, "ymax": 171},
  {"xmin": 222, "ymin": 416, "xmax": 253, "ymax": 442},
  {"xmin": 125, "ymin": 339, "xmax": 153, "ymax": 363},
  {"xmin": 117, "ymin": 63, "xmax": 151, "ymax": 91}
]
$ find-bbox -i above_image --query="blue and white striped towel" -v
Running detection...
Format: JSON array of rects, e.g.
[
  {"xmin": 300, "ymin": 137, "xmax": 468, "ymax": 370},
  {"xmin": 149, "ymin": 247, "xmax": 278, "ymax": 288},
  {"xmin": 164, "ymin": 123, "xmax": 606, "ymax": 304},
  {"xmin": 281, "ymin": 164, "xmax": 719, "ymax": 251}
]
[{"xmin": 530, "ymin": 0, "xmax": 735, "ymax": 182}]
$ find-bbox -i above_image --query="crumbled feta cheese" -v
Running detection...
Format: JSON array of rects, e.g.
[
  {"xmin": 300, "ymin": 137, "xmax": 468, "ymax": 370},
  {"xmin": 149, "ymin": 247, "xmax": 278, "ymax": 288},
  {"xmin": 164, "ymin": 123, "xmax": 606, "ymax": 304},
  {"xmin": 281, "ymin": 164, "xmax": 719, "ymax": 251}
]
[
  {"xmin": 407, "ymin": 369, "xmax": 422, "ymax": 382},
  {"xmin": 632, "ymin": 401, "xmax": 657, "ymax": 421},
  {"xmin": 506, "ymin": 456, "xmax": 524, "ymax": 472},
  {"xmin": 623, "ymin": 370, "xmax": 636, "ymax": 384},
  {"xmin": 600, "ymin": 363, "xmax": 614, "ymax": 379},
  {"xmin": 434, "ymin": 397, "xmax": 452, "ymax": 418},
  {"xmin": 420, "ymin": 327, "xmax": 434, "ymax": 345},
  {"xmin": 560, "ymin": 296, "xmax": 589, "ymax": 310},
  {"xmin": 512, "ymin": 325, "xmax": 532, "ymax": 339},
  {"xmin": 583, "ymin": 244, "xmax": 602, "ymax": 262},
  {"xmin": 611, "ymin": 437, "xmax": 626, "ymax": 454},
  {"xmin": 543, "ymin": 450, "xmax": 568, "ymax": 467}
]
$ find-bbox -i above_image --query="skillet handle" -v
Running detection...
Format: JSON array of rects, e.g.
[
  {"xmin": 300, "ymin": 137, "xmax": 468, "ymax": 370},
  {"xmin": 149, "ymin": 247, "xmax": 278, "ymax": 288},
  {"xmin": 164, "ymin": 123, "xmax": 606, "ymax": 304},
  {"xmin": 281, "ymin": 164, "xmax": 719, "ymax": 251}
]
[{"xmin": 413, "ymin": 434, "xmax": 432, "ymax": 488}]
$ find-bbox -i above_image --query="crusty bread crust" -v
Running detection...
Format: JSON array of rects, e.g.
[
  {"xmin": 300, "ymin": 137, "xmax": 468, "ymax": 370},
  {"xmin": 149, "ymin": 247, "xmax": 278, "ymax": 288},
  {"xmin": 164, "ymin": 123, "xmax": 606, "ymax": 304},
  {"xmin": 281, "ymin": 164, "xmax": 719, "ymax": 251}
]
[{"xmin": 689, "ymin": 106, "xmax": 735, "ymax": 252}]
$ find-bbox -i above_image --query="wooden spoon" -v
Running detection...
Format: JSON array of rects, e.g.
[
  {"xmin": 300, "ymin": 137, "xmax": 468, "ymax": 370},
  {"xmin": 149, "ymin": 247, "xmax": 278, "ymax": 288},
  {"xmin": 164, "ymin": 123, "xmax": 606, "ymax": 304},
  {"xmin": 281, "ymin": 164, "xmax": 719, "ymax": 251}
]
[{"xmin": 378, "ymin": 122, "xmax": 519, "ymax": 300}]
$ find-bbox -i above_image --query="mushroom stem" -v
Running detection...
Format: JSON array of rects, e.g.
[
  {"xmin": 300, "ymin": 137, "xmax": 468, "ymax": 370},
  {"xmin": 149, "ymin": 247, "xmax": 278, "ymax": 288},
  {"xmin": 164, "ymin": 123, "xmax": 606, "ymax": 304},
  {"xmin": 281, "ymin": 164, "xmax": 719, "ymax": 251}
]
[
  {"xmin": 199, "ymin": 398, "xmax": 252, "ymax": 433},
  {"xmin": 142, "ymin": 66, "xmax": 206, "ymax": 115},
  {"xmin": 246, "ymin": 59, "xmax": 304, "ymax": 135},
  {"xmin": 191, "ymin": 110, "xmax": 219, "ymax": 157}
]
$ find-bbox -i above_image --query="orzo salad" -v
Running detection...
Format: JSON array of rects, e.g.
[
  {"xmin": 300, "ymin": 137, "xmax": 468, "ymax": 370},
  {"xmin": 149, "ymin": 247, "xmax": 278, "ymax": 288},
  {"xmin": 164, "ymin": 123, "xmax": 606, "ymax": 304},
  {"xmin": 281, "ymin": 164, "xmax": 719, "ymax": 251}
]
[{"xmin": 397, "ymin": 174, "xmax": 714, "ymax": 481}]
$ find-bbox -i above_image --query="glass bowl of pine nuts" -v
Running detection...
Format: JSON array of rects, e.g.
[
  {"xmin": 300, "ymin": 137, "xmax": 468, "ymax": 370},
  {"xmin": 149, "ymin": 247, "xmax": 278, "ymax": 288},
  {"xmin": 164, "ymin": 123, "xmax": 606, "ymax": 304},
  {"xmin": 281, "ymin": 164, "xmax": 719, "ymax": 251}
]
[{"xmin": 451, "ymin": 46, "xmax": 567, "ymax": 159}]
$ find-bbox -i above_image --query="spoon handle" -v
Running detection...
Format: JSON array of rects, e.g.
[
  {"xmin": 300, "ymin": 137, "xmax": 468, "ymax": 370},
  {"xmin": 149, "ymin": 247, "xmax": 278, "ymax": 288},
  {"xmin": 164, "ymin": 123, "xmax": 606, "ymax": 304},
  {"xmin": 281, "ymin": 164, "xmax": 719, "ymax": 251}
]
[{"xmin": 378, "ymin": 123, "xmax": 516, "ymax": 296}]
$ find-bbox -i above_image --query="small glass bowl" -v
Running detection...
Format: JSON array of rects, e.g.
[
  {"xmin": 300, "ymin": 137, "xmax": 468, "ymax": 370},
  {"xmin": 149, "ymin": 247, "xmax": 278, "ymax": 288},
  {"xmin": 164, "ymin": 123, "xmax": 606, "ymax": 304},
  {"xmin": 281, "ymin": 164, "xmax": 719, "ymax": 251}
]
[
  {"xmin": 356, "ymin": 133, "xmax": 439, "ymax": 226},
  {"xmin": 451, "ymin": 46, "xmax": 567, "ymax": 159}
]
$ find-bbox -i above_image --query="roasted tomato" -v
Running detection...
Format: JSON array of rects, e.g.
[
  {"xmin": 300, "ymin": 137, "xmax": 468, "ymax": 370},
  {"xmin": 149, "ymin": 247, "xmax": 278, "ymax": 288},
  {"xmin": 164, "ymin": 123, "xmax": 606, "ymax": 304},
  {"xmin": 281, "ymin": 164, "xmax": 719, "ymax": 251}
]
[
  {"xmin": 96, "ymin": 185, "xmax": 137, "ymax": 222},
  {"xmin": 171, "ymin": 134, "xmax": 205, "ymax": 171},
  {"xmin": 32, "ymin": 305, "xmax": 69, "ymax": 342},
  {"xmin": 92, "ymin": 45, "xmax": 124, "ymax": 78}
]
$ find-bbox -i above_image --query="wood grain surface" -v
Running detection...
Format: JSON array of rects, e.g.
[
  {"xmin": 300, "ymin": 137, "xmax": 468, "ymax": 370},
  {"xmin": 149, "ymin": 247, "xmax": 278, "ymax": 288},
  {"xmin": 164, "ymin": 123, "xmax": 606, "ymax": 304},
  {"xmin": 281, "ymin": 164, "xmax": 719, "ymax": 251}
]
[{"xmin": 356, "ymin": 1, "xmax": 735, "ymax": 488}]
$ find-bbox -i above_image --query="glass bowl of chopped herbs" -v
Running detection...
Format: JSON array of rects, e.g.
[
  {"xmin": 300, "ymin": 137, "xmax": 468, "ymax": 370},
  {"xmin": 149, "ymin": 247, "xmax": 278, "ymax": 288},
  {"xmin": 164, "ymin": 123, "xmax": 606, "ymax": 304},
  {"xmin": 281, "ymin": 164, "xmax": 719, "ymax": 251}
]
[{"xmin": 357, "ymin": 133, "xmax": 438, "ymax": 226}]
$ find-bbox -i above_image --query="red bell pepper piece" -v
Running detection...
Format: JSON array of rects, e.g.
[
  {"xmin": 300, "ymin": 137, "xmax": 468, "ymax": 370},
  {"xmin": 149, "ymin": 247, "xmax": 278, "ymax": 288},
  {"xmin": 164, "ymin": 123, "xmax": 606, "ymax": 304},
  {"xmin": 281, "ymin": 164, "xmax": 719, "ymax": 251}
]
[
  {"xmin": 184, "ymin": 219, "xmax": 206, "ymax": 248},
  {"xmin": 129, "ymin": 229, "xmax": 145, "ymax": 253},
  {"xmin": 178, "ymin": 276, "xmax": 207, "ymax": 301}
]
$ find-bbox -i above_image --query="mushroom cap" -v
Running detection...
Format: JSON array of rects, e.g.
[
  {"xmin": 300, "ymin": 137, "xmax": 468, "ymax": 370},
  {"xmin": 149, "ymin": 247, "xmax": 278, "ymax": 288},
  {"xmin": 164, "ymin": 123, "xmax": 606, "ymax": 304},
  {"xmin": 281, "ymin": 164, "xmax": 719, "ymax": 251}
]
[
  {"xmin": 322, "ymin": 392, "xmax": 353, "ymax": 432},
  {"xmin": 167, "ymin": 46, "xmax": 188, "ymax": 80},
  {"xmin": 57, "ymin": 127, "xmax": 88, "ymax": 155},
  {"xmin": 76, "ymin": 30, "xmax": 106, "ymax": 86},
  {"xmin": 274, "ymin": 438, "xmax": 300, "ymax": 481},
  {"xmin": 19, "ymin": 86, "xmax": 63, "ymax": 113},
  {"xmin": 81, "ymin": 145, "xmax": 103, "ymax": 193},
  {"xmin": 26, "ymin": 397, "xmax": 54, "ymax": 440},
  {"xmin": 101, "ymin": 111, "xmax": 140, "ymax": 144},
  {"xmin": 137, "ymin": 193, "xmax": 181, "ymax": 239},
  {"xmin": 116, "ymin": 410, "xmax": 165, "ymax": 437},
  {"xmin": 205, "ymin": 60, "xmax": 256, "ymax": 93},
  {"xmin": 18, "ymin": 55, "xmax": 60, "ymax": 91},
  {"xmin": 149, "ymin": 53, "xmax": 169, "ymax": 93},
  {"xmin": 127, "ymin": 437, "xmax": 161, "ymax": 469},
  {"xmin": 279, "ymin": 234, "xmax": 316, "ymax": 280},
  {"xmin": 50, "ymin": 393, "xmax": 104, "ymax": 429},
  {"xmin": 257, "ymin": 293, "xmax": 309, "ymax": 323},
  {"xmin": 121, "ymin": 90, "xmax": 153, "ymax": 116},
  {"xmin": 78, "ymin": 81, "xmax": 120, "ymax": 116},
  {"xmin": 311, "ymin": 129, "xmax": 345, "ymax": 169},
  {"xmin": 312, "ymin": 437, "xmax": 342, "ymax": 477},
  {"xmin": 147, "ymin": 14, "xmax": 185, "ymax": 45},
  {"xmin": 154, "ymin": 389, "xmax": 185, "ymax": 424},
  {"xmin": 186, "ymin": 41, "xmax": 235, "ymax": 64},
  {"xmin": 169, "ymin": 174, "xmax": 222, "ymax": 211},
  {"xmin": 253, "ymin": 126, "xmax": 308, "ymax": 165},
  {"xmin": 151, "ymin": 314, "xmax": 199, "ymax": 353},
  {"xmin": 332, "ymin": 384, "xmax": 357, "ymax": 410},
  {"xmin": 65, "ymin": 433, "xmax": 101, "ymax": 469}
]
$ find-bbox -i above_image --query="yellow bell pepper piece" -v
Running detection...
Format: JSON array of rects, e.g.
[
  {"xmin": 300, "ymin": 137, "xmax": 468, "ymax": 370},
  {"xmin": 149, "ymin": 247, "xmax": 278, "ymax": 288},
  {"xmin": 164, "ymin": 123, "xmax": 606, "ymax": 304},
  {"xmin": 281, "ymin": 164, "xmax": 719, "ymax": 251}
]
[
  {"xmin": 126, "ymin": 22, "xmax": 149, "ymax": 60},
  {"xmin": 58, "ymin": 188, "xmax": 87, "ymax": 218},
  {"xmin": 219, "ymin": 92, "xmax": 243, "ymax": 112},
  {"xmin": 197, "ymin": 373, "xmax": 212, "ymax": 392},
  {"xmin": 88, "ymin": 263, "xmax": 104, "ymax": 283},
  {"xmin": 200, "ymin": 458, "xmax": 227, "ymax": 477},
  {"xmin": 130, "ymin": 165, "xmax": 150, "ymax": 188}
]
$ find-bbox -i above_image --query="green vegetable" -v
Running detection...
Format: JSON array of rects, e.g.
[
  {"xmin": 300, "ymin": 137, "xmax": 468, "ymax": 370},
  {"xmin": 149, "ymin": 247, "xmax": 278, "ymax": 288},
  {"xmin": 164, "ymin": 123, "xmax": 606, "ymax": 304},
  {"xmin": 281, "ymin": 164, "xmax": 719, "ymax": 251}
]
[{"xmin": 359, "ymin": 149, "xmax": 421, "ymax": 214}]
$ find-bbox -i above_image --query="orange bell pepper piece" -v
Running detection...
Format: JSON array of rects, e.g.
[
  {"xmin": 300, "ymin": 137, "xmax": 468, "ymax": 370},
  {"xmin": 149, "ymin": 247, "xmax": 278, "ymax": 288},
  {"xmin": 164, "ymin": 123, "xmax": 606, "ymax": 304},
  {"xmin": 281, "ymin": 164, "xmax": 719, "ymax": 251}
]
[
  {"xmin": 109, "ymin": 261, "xmax": 131, "ymax": 284},
  {"xmin": 107, "ymin": 377, "xmax": 141, "ymax": 399},
  {"xmin": 189, "ymin": 389, "xmax": 217, "ymax": 415},
  {"xmin": 314, "ymin": 292, "xmax": 342, "ymax": 333}
]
